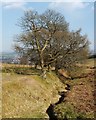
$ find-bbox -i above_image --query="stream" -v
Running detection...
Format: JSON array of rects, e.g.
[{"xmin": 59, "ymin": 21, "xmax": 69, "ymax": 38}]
[{"xmin": 46, "ymin": 84, "xmax": 70, "ymax": 120}]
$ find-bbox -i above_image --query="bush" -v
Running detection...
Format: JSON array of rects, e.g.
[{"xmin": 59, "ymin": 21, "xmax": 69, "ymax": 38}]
[
  {"xmin": 2, "ymin": 67, "xmax": 14, "ymax": 73},
  {"xmin": 54, "ymin": 102, "xmax": 94, "ymax": 119},
  {"xmin": 2, "ymin": 66, "xmax": 32, "ymax": 75},
  {"xmin": 54, "ymin": 102, "xmax": 78, "ymax": 119}
]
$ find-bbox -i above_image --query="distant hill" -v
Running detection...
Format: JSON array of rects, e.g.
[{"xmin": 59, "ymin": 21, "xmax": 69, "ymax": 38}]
[
  {"xmin": 0, "ymin": 51, "xmax": 17, "ymax": 57},
  {"xmin": 0, "ymin": 52, "xmax": 18, "ymax": 63}
]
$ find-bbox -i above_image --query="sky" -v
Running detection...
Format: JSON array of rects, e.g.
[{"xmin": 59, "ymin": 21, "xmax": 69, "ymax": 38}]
[{"xmin": 0, "ymin": 0, "xmax": 95, "ymax": 52}]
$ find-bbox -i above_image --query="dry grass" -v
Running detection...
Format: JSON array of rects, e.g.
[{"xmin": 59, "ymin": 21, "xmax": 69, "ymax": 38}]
[
  {"xmin": 1, "ymin": 58, "xmax": 95, "ymax": 118},
  {"xmin": 2, "ymin": 68, "xmax": 66, "ymax": 118},
  {"xmin": 54, "ymin": 58, "xmax": 95, "ymax": 119}
]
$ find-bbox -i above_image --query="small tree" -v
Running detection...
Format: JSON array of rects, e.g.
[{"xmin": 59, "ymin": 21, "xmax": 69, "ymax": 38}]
[{"xmin": 19, "ymin": 55, "xmax": 28, "ymax": 65}]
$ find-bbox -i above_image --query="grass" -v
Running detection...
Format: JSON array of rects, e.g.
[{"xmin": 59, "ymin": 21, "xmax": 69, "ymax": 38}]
[
  {"xmin": 2, "ymin": 66, "xmax": 66, "ymax": 118},
  {"xmin": 1, "ymin": 58, "xmax": 95, "ymax": 118},
  {"xmin": 53, "ymin": 58, "xmax": 95, "ymax": 119}
]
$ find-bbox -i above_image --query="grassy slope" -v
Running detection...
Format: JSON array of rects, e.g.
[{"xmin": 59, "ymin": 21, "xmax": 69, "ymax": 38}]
[
  {"xmin": 2, "ymin": 65, "xmax": 66, "ymax": 118},
  {"xmin": 1, "ymin": 58, "xmax": 95, "ymax": 118},
  {"xmin": 54, "ymin": 58, "xmax": 95, "ymax": 119}
]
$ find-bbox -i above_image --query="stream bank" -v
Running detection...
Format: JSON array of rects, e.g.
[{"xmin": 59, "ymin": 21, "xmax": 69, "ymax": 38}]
[{"xmin": 46, "ymin": 84, "xmax": 70, "ymax": 120}]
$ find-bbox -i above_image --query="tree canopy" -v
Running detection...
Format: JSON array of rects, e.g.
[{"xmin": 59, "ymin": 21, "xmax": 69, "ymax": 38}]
[{"xmin": 14, "ymin": 9, "xmax": 89, "ymax": 78}]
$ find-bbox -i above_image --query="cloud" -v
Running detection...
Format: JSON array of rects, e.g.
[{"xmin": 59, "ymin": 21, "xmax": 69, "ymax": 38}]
[
  {"xmin": 0, "ymin": 0, "xmax": 96, "ymax": 2},
  {"xmin": 0, "ymin": 0, "xmax": 26, "ymax": 10},
  {"xmin": 49, "ymin": 0, "xmax": 90, "ymax": 13},
  {"xmin": 0, "ymin": 0, "xmax": 49, "ymax": 2},
  {"xmin": 0, "ymin": 0, "xmax": 95, "ymax": 10},
  {"xmin": 1, "ymin": 0, "xmax": 25, "ymax": 2},
  {"xmin": 2, "ymin": 2, "xmax": 35, "ymax": 11},
  {"xmin": 2, "ymin": 2, "xmax": 26, "ymax": 9}
]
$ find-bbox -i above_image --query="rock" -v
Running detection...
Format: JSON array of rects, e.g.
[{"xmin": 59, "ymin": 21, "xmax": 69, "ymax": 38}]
[{"xmin": 58, "ymin": 69, "xmax": 71, "ymax": 79}]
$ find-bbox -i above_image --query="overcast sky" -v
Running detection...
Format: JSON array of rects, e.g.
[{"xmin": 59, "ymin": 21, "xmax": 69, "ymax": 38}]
[{"xmin": 0, "ymin": 0, "xmax": 95, "ymax": 52}]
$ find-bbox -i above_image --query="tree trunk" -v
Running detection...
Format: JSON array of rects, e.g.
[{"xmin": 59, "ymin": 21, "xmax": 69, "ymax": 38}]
[
  {"xmin": 48, "ymin": 64, "xmax": 51, "ymax": 72},
  {"xmin": 35, "ymin": 62, "xmax": 38, "ymax": 69},
  {"xmin": 40, "ymin": 53, "xmax": 47, "ymax": 79}
]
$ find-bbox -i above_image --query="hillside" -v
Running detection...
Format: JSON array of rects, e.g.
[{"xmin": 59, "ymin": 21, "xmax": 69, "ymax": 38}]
[
  {"xmin": 1, "ymin": 58, "xmax": 95, "ymax": 119},
  {"xmin": 49, "ymin": 58, "xmax": 95, "ymax": 119},
  {"xmin": 1, "ymin": 64, "xmax": 66, "ymax": 118}
]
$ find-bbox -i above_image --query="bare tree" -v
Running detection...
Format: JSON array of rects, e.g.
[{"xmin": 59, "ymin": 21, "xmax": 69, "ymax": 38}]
[
  {"xmin": 14, "ymin": 9, "xmax": 89, "ymax": 78},
  {"xmin": 54, "ymin": 29, "xmax": 89, "ymax": 75},
  {"xmin": 14, "ymin": 9, "xmax": 68, "ymax": 77}
]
